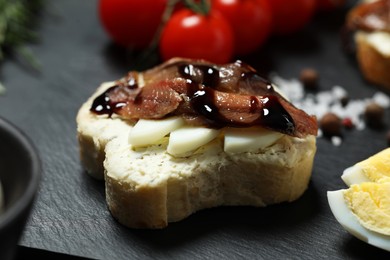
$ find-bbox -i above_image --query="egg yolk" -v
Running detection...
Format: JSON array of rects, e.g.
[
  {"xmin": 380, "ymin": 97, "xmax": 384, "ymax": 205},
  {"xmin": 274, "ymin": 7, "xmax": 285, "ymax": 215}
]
[
  {"xmin": 357, "ymin": 148, "xmax": 390, "ymax": 182},
  {"xmin": 344, "ymin": 182, "xmax": 390, "ymax": 236}
]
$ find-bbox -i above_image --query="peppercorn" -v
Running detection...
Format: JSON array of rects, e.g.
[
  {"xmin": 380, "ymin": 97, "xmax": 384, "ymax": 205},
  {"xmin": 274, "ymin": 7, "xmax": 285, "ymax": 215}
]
[
  {"xmin": 320, "ymin": 112, "xmax": 342, "ymax": 136},
  {"xmin": 364, "ymin": 102, "xmax": 384, "ymax": 129},
  {"xmin": 300, "ymin": 68, "xmax": 319, "ymax": 90},
  {"xmin": 342, "ymin": 117, "xmax": 354, "ymax": 130}
]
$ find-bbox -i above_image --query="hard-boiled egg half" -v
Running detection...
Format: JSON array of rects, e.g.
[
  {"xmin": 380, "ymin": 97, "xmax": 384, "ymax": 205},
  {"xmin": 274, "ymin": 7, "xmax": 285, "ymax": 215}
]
[{"xmin": 327, "ymin": 148, "xmax": 390, "ymax": 252}]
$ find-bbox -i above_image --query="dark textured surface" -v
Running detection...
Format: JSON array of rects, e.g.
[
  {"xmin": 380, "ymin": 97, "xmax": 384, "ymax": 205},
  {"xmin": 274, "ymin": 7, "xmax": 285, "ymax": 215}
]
[{"xmin": 0, "ymin": 0, "xmax": 389, "ymax": 259}]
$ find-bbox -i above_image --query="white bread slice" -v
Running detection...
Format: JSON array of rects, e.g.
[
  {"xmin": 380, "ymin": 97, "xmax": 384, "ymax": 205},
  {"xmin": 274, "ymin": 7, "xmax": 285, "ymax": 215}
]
[{"xmin": 77, "ymin": 82, "xmax": 317, "ymax": 229}]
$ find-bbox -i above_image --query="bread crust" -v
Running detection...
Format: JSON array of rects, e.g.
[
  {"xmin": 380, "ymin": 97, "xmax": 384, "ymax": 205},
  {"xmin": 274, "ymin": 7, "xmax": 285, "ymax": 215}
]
[{"xmin": 77, "ymin": 82, "xmax": 317, "ymax": 229}]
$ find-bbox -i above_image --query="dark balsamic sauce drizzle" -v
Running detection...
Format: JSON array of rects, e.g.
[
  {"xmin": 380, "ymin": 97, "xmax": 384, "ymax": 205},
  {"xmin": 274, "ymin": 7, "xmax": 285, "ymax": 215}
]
[
  {"xmin": 90, "ymin": 73, "xmax": 138, "ymax": 116},
  {"xmin": 90, "ymin": 85, "xmax": 118, "ymax": 116},
  {"xmin": 260, "ymin": 96, "xmax": 295, "ymax": 135},
  {"xmin": 90, "ymin": 61, "xmax": 295, "ymax": 134}
]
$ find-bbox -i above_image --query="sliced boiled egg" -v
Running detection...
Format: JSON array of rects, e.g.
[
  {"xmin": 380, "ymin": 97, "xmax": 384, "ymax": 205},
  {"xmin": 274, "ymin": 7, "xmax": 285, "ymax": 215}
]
[
  {"xmin": 328, "ymin": 147, "xmax": 390, "ymax": 252},
  {"xmin": 327, "ymin": 187, "xmax": 390, "ymax": 252},
  {"xmin": 224, "ymin": 127, "xmax": 283, "ymax": 154},
  {"xmin": 129, "ymin": 117, "xmax": 184, "ymax": 147},
  {"xmin": 167, "ymin": 127, "xmax": 220, "ymax": 157}
]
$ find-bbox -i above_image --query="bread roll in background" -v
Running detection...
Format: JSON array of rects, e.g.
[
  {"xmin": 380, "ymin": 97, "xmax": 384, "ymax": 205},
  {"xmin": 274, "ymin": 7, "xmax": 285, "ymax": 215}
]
[
  {"xmin": 355, "ymin": 31, "xmax": 390, "ymax": 91},
  {"xmin": 347, "ymin": 0, "xmax": 390, "ymax": 92}
]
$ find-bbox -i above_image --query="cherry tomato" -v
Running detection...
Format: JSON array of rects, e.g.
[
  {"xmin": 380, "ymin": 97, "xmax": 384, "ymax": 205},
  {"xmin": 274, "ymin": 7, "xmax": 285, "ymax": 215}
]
[
  {"xmin": 267, "ymin": 0, "xmax": 316, "ymax": 35},
  {"xmin": 159, "ymin": 9, "xmax": 234, "ymax": 64},
  {"xmin": 99, "ymin": 0, "xmax": 166, "ymax": 49},
  {"xmin": 212, "ymin": 0, "xmax": 272, "ymax": 55}
]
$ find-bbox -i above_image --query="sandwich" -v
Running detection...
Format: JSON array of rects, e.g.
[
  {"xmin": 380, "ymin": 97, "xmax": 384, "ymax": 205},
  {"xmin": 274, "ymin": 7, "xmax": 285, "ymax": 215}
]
[
  {"xmin": 76, "ymin": 58, "xmax": 318, "ymax": 228},
  {"xmin": 345, "ymin": 0, "xmax": 390, "ymax": 91}
]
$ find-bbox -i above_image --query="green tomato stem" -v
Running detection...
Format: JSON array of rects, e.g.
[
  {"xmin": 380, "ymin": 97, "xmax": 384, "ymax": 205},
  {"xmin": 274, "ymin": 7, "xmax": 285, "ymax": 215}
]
[
  {"xmin": 183, "ymin": 0, "xmax": 211, "ymax": 15},
  {"xmin": 137, "ymin": 0, "xmax": 180, "ymax": 67},
  {"xmin": 148, "ymin": 0, "xmax": 181, "ymax": 50}
]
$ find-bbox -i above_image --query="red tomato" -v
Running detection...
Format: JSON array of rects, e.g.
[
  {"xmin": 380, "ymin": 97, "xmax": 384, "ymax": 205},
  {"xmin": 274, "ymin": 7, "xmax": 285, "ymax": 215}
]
[
  {"xmin": 159, "ymin": 9, "xmax": 234, "ymax": 64},
  {"xmin": 213, "ymin": 0, "xmax": 272, "ymax": 55},
  {"xmin": 99, "ymin": 0, "xmax": 166, "ymax": 49},
  {"xmin": 267, "ymin": 0, "xmax": 316, "ymax": 35}
]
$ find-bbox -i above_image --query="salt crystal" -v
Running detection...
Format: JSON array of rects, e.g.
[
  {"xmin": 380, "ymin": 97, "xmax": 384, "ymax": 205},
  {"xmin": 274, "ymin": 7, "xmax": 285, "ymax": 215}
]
[
  {"xmin": 372, "ymin": 92, "xmax": 390, "ymax": 108},
  {"xmin": 332, "ymin": 86, "xmax": 348, "ymax": 99},
  {"xmin": 271, "ymin": 74, "xmax": 304, "ymax": 102},
  {"xmin": 316, "ymin": 91, "xmax": 334, "ymax": 106},
  {"xmin": 331, "ymin": 136, "xmax": 342, "ymax": 146},
  {"xmin": 317, "ymin": 129, "xmax": 323, "ymax": 138},
  {"xmin": 355, "ymin": 120, "xmax": 366, "ymax": 131}
]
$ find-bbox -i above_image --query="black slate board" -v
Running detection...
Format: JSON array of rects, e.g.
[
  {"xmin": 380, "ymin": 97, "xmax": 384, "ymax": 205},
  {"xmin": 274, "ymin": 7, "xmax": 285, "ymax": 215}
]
[{"xmin": 1, "ymin": 0, "xmax": 389, "ymax": 259}]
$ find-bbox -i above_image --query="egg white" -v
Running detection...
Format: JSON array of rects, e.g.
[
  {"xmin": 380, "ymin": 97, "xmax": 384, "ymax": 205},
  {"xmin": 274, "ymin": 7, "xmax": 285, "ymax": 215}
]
[
  {"xmin": 341, "ymin": 165, "xmax": 371, "ymax": 186},
  {"xmin": 327, "ymin": 190, "xmax": 390, "ymax": 251}
]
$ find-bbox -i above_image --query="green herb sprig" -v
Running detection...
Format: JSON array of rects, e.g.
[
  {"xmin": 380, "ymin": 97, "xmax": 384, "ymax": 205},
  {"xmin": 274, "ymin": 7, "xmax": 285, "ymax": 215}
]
[{"xmin": 0, "ymin": 0, "xmax": 43, "ymax": 93}]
